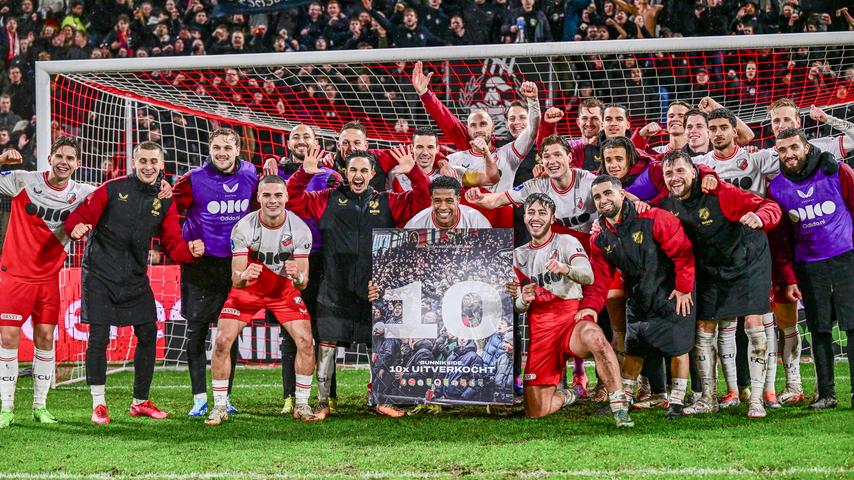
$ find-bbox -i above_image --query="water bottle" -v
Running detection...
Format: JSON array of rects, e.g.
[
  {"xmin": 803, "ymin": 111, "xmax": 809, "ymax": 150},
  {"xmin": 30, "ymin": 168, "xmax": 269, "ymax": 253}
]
[{"xmin": 515, "ymin": 17, "xmax": 526, "ymax": 43}]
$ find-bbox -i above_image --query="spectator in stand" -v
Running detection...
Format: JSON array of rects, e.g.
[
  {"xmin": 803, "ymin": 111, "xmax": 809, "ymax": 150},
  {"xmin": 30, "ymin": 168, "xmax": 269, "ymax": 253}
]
[
  {"xmin": 463, "ymin": 0, "xmax": 503, "ymax": 45},
  {"xmin": 67, "ymin": 30, "xmax": 92, "ymax": 60},
  {"xmin": 102, "ymin": 14, "xmax": 137, "ymax": 57},
  {"xmin": 421, "ymin": 0, "xmax": 450, "ymax": 40},
  {"xmin": 324, "ymin": 0, "xmax": 350, "ymax": 48},
  {"xmin": 447, "ymin": 15, "xmax": 474, "ymax": 45},
  {"xmin": 16, "ymin": 0, "xmax": 42, "ymax": 39},
  {"xmin": 503, "ymin": 0, "xmax": 552, "ymax": 43},
  {"xmin": 5, "ymin": 65, "xmax": 31, "ymax": 122},
  {"xmin": 363, "ymin": 0, "xmax": 446, "ymax": 48},
  {"xmin": 0, "ymin": 17, "xmax": 20, "ymax": 66},
  {"xmin": 0, "ymin": 95, "xmax": 20, "ymax": 133},
  {"xmin": 61, "ymin": 1, "xmax": 87, "ymax": 33},
  {"xmin": 298, "ymin": 2, "xmax": 328, "ymax": 50}
]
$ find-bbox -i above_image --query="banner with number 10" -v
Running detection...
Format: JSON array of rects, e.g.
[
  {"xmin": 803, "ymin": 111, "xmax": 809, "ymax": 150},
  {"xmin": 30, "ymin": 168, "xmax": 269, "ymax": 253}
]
[{"xmin": 370, "ymin": 228, "xmax": 515, "ymax": 406}]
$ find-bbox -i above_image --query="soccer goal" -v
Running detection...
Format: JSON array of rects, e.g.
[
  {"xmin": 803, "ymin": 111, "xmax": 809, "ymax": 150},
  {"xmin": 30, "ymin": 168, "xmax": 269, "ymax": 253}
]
[{"xmin": 32, "ymin": 32, "xmax": 854, "ymax": 384}]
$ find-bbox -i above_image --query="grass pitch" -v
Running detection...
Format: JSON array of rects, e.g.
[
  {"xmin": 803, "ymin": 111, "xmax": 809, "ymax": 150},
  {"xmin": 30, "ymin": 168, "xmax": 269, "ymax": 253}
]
[{"xmin": 0, "ymin": 365, "xmax": 852, "ymax": 480}]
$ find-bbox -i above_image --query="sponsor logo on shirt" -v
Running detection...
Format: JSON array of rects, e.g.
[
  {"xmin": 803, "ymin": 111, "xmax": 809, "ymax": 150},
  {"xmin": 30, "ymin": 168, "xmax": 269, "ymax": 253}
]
[
  {"xmin": 796, "ymin": 187, "xmax": 815, "ymax": 199},
  {"xmin": 118, "ymin": 193, "xmax": 129, "ymax": 201},
  {"xmin": 787, "ymin": 201, "xmax": 837, "ymax": 224},
  {"xmin": 206, "ymin": 199, "xmax": 249, "ymax": 215},
  {"xmin": 223, "ymin": 183, "xmax": 239, "ymax": 193},
  {"xmin": 0, "ymin": 313, "xmax": 23, "ymax": 321},
  {"xmin": 222, "ymin": 308, "xmax": 241, "ymax": 316}
]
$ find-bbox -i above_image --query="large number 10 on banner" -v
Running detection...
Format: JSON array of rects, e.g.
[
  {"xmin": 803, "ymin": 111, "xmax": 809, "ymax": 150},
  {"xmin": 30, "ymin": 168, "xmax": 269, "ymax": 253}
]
[{"xmin": 370, "ymin": 228, "xmax": 515, "ymax": 406}]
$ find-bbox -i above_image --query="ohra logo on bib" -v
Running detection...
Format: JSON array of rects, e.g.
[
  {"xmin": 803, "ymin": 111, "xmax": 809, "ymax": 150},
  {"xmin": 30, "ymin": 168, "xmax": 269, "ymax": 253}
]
[{"xmin": 787, "ymin": 201, "xmax": 837, "ymax": 223}]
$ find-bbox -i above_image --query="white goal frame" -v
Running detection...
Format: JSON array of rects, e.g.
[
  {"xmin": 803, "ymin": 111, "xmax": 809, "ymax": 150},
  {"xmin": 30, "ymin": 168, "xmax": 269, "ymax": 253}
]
[{"xmin": 36, "ymin": 31, "xmax": 854, "ymax": 171}]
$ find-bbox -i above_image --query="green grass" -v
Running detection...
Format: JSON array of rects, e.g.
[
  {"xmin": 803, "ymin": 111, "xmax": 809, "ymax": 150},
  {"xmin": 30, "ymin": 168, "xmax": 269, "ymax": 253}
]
[{"xmin": 0, "ymin": 365, "xmax": 852, "ymax": 480}]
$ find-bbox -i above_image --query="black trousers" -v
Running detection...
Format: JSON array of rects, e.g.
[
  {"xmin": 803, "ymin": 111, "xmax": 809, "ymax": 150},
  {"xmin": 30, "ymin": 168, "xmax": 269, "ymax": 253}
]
[
  {"xmin": 277, "ymin": 253, "xmax": 337, "ymax": 399},
  {"xmin": 182, "ymin": 257, "xmax": 238, "ymax": 396},
  {"xmin": 86, "ymin": 322, "xmax": 157, "ymax": 400}
]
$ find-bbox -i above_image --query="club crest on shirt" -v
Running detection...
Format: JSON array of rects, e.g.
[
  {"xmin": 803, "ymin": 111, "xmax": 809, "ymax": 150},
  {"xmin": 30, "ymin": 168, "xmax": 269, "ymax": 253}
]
[
  {"xmin": 151, "ymin": 197, "xmax": 162, "ymax": 216},
  {"xmin": 632, "ymin": 231, "xmax": 643, "ymax": 244},
  {"xmin": 281, "ymin": 235, "xmax": 292, "ymax": 248},
  {"xmin": 369, "ymin": 198, "xmax": 381, "ymax": 215},
  {"xmin": 67, "ymin": 192, "xmax": 78, "ymax": 204},
  {"xmin": 576, "ymin": 198, "xmax": 583, "ymax": 209},
  {"xmin": 698, "ymin": 207, "xmax": 710, "ymax": 220},
  {"xmin": 737, "ymin": 158, "xmax": 748, "ymax": 171}
]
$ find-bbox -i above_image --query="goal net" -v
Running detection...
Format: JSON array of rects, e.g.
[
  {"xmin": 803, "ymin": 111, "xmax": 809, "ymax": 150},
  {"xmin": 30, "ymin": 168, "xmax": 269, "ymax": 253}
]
[{"xmin": 28, "ymin": 32, "xmax": 854, "ymax": 384}]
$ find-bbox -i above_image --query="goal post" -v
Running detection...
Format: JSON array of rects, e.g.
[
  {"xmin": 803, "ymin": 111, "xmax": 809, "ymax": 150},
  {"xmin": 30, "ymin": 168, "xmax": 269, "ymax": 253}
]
[{"xmin": 33, "ymin": 32, "xmax": 854, "ymax": 384}]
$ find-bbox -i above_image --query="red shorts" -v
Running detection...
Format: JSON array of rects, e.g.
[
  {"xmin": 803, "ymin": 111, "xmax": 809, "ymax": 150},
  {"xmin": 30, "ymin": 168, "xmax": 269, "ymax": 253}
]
[
  {"xmin": 219, "ymin": 286, "xmax": 310, "ymax": 325},
  {"xmin": 524, "ymin": 300, "xmax": 593, "ymax": 387},
  {"xmin": 0, "ymin": 273, "xmax": 59, "ymax": 327}
]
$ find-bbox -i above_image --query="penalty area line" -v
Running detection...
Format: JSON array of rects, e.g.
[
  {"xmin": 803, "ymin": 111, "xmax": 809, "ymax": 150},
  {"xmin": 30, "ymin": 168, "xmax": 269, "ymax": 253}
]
[{"xmin": 3, "ymin": 467, "xmax": 854, "ymax": 479}]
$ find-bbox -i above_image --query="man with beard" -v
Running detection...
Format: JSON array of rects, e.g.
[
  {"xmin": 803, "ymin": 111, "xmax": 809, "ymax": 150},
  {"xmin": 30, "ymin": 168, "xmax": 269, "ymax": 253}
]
[
  {"xmin": 579, "ymin": 175, "xmax": 696, "ymax": 419},
  {"xmin": 764, "ymin": 100, "xmax": 854, "ymax": 405},
  {"xmin": 272, "ymin": 124, "xmax": 341, "ymax": 415},
  {"xmin": 173, "ymin": 128, "xmax": 258, "ymax": 418},
  {"xmin": 410, "ymin": 62, "xmax": 541, "ymax": 194},
  {"xmin": 768, "ymin": 128, "xmax": 854, "ymax": 409},
  {"xmin": 66, "ymin": 142, "xmax": 205, "ymax": 424},
  {"xmin": 287, "ymin": 145, "xmax": 429, "ymax": 418},
  {"xmin": 510, "ymin": 193, "xmax": 631, "ymax": 425},
  {"xmin": 390, "ymin": 127, "xmax": 498, "ymax": 193},
  {"xmin": 660, "ymin": 151, "xmax": 781, "ymax": 419}
]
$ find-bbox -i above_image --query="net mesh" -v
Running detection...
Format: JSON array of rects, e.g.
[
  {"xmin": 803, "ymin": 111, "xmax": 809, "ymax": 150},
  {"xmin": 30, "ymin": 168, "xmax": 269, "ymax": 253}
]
[{"xmin": 42, "ymin": 37, "xmax": 853, "ymax": 383}]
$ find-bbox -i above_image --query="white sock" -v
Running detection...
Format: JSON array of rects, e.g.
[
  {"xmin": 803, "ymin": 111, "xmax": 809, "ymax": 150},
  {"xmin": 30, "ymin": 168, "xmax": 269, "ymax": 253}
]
[
  {"xmin": 763, "ymin": 314, "xmax": 778, "ymax": 392},
  {"xmin": 212, "ymin": 379, "xmax": 229, "ymax": 408},
  {"xmin": 718, "ymin": 319, "xmax": 739, "ymax": 393},
  {"xmin": 32, "ymin": 348, "xmax": 54, "ymax": 409},
  {"xmin": 608, "ymin": 390, "xmax": 628, "ymax": 413},
  {"xmin": 0, "ymin": 348, "xmax": 18, "ymax": 412},
  {"xmin": 295, "ymin": 373, "xmax": 312, "ymax": 406},
  {"xmin": 670, "ymin": 378, "xmax": 688, "ymax": 406},
  {"xmin": 745, "ymin": 325, "xmax": 768, "ymax": 405},
  {"xmin": 193, "ymin": 392, "xmax": 207, "ymax": 404},
  {"xmin": 782, "ymin": 326, "xmax": 802, "ymax": 388},
  {"xmin": 90, "ymin": 384, "xmax": 106, "ymax": 409},
  {"xmin": 695, "ymin": 330, "xmax": 717, "ymax": 398},
  {"xmin": 317, "ymin": 343, "xmax": 337, "ymax": 403},
  {"xmin": 622, "ymin": 378, "xmax": 636, "ymax": 403}
]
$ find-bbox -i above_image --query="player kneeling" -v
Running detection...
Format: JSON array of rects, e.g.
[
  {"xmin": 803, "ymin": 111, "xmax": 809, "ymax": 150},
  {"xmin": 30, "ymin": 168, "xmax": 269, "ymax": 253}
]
[
  {"xmin": 205, "ymin": 176, "xmax": 318, "ymax": 425},
  {"xmin": 509, "ymin": 193, "xmax": 633, "ymax": 427}
]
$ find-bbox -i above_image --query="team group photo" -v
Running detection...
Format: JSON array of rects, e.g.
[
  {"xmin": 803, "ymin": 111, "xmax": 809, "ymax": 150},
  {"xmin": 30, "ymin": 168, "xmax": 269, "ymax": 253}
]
[{"xmin": 0, "ymin": 0, "xmax": 852, "ymax": 476}]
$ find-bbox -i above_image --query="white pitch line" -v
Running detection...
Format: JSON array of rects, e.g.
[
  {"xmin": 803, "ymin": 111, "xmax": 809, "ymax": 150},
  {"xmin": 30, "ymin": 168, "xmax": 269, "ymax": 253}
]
[{"xmin": 2, "ymin": 467, "xmax": 854, "ymax": 480}]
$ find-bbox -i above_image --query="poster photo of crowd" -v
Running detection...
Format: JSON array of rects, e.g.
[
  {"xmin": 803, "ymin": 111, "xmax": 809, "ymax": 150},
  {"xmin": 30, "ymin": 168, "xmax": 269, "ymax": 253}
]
[{"xmin": 370, "ymin": 228, "xmax": 515, "ymax": 406}]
